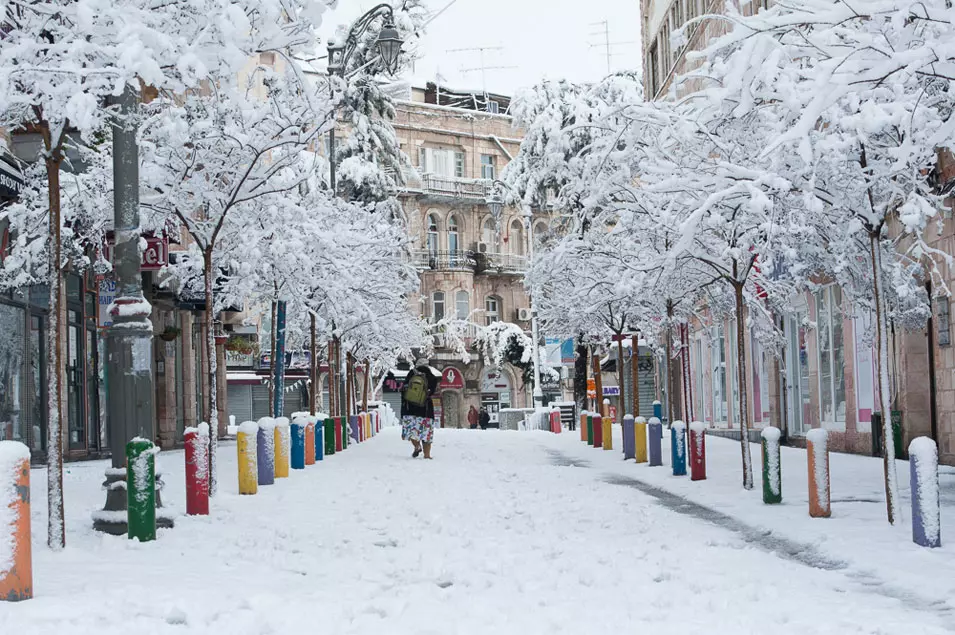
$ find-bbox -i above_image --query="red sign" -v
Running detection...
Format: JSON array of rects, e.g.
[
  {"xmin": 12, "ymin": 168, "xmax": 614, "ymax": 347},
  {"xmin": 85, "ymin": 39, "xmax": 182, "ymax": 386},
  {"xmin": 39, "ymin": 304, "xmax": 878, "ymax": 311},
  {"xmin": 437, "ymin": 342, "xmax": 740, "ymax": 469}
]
[
  {"xmin": 440, "ymin": 367, "xmax": 464, "ymax": 390},
  {"xmin": 104, "ymin": 234, "xmax": 169, "ymax": 271}
]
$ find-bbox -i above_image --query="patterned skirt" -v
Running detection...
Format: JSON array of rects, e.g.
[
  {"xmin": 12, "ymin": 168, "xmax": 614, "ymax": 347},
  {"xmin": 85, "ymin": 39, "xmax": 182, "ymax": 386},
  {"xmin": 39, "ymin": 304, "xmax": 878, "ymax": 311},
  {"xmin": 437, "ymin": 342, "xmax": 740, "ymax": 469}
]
[{"xmin": 401, "ymin": 415, "xmax": 435, "ymax": 443}]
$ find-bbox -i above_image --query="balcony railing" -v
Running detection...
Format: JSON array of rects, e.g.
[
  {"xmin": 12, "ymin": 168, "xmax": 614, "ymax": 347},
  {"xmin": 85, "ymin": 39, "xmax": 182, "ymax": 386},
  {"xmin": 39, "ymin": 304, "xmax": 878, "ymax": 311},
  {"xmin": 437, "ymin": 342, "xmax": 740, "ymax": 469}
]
[
  {"xmin": 476, "ymin": 251, "xmax": 528, "ymax": 274},
  {"xmin": 410, "ymin": 174, "xmax": 493, "ymax": 200},
  {"xmin": 410, "ymin": 250, "xmax": 477, "ymax": 271}
]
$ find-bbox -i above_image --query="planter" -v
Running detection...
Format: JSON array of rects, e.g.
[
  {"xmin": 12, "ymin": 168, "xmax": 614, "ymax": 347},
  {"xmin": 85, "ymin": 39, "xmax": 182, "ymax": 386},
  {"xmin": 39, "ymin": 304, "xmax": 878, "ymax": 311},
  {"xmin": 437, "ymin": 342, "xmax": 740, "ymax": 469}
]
[{"xmin": 159, "ymin": 327, "xmax": 181, "ymax": 342}]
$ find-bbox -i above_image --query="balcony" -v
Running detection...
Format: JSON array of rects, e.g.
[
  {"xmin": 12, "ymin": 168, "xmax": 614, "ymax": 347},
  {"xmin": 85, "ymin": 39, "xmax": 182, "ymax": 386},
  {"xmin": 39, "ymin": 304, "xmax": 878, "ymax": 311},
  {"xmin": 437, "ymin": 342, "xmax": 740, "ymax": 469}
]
[
  {"xmin": 475, "ymin": 251, "xmax": 528, "ymax": 275},
  {"xmin": 402, "ymin": 173, "xmax": 494, "ymax": 202},
  {"xmin": 410, "ymin": 250, "xmax": 477, "ymax": 272}
]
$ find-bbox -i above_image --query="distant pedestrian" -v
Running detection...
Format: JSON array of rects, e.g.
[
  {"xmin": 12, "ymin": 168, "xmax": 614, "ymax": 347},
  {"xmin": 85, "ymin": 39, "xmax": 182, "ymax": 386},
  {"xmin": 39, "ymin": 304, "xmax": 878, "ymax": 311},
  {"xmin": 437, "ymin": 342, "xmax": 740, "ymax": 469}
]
[
  {"xmin": 479, "ymin": 407, "xmax": 490, "ymax": 430},
  {"xmin": 400, "ymin": 364, "xmax": 440, "ymax": 459},
  {"xmin": 468, "ymin": 405, "xmax": 479, "ymax": 430}
]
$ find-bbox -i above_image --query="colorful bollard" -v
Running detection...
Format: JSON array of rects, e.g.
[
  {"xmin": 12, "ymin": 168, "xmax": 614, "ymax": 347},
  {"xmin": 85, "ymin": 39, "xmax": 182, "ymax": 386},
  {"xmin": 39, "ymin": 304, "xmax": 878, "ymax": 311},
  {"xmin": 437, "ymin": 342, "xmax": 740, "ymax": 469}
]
[
  {"xmin": 257, "ymin": 419, "xmax": 276, "ymax": 486},
  {"xmin": 0, "ymin": 441, "xmax": 32, "ymax": 602},
  {"xmin": 648, "ymin": 417, "xmax": 663, "ymax": 467},
  {"xmin": 335, "ymin": 417, "xmax": 344, "ymax": 452},
  {"xmin": 689, "ymin": 421, "xmax": 706, "ymax": 481},
  {"xmin": 807, "ymin": 428, "xmax": 831, "ymax": 518},
  {"xmin": 593, "ymin": 415, "xmax": 604, "ymax": 448},
  {"xmin": 325, "ymin": 418, "xmax": 335, "ymax": 456},
  {"xmin": 761, "ymin": 426, "xmax": 782, "ymax": 504},
  {"xmin": 622, "ymin": 414, "xmax": 635, "ymax": 459},
  {"xmin": 350, "ymin": 415, "xmax": 360, "ymax": 445},
  {"xmin": 602, "ymin": 415, "xmax": 612, "ymax": 450},
  {"xmin": 290, "ymin": 419, "xmax": 306, "ymax": 470},
  {"xmin": 127, "ymin": 438, "xmax": 158, "ymax": 542},
  {"xmin": 671, "ymin": 421, "xmax": 687, "ymax": 476},
  {"xmin": 315, "ymin": 417, "xmax": 325, "ymax": 461},
  {"xmin": 305, "ymin": 420, "xmax": 316, "ymax": 465},
  {"xmin": 238, "ymin": 421, "xmax": 259, "ymax": 495},
  {"xmin": 274, "ymin": 418, "xmax": 291, "ymax": 478},
  {"xmin": 635, "ymin": 416, "xmax": 648, "ymax": 464},
  {"xmin": 342, "ymin": 417, "xmax": 349, "ymax": 450},
  {"xmin": 586, "ymin": 414, "xmax": 594, "ymax": 446},
  {"xmin": 184, "ymin": 423, "xmax": 210, "ymax": 516},
  {"xmin": 653, "ymin": 400, "xmax": 662, "ymax": 420},
  {"xmin": 580, "ymin": 412, "xmax": 588, "ymax": 443},
  {"xmin": 909, "ymin": 437, "xmax": 941, "ymax": 548}
]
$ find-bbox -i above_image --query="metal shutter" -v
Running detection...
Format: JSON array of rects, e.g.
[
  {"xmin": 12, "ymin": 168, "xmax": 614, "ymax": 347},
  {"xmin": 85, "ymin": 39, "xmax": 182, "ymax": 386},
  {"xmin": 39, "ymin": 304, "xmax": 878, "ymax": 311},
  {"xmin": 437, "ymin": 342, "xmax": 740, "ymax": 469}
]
[{"xmin": 228, "ymin": 384, "xmax": 253, "ymax": 425}]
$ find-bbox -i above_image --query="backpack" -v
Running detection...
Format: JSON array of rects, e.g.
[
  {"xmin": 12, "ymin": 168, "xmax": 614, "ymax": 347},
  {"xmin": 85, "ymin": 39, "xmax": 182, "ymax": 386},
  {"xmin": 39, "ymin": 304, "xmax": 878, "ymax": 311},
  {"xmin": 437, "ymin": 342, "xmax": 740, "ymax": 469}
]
[{"xmin": 404, "ymin": 373, "xmax": 428, "ymax": 407}]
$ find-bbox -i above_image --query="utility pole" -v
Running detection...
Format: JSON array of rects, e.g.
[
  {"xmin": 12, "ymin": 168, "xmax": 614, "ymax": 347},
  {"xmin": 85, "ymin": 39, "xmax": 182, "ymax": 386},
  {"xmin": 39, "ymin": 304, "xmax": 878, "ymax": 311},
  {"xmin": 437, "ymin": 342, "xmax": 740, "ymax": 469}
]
[{"xmin": 94, "ymin": 83, "xmax": 165, "ymax": 534}]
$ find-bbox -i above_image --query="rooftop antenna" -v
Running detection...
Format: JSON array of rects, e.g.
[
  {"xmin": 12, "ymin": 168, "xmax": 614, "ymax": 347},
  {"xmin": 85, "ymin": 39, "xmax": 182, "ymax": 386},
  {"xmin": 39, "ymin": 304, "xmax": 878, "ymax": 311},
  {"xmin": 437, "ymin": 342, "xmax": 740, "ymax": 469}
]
[
  {"xmin": 589, "ymin": 20, "xmax": 638, "ymax": 75},
  {"xmin": 446, "ymin": 45, "xmax": 516, "ymax": 92}
]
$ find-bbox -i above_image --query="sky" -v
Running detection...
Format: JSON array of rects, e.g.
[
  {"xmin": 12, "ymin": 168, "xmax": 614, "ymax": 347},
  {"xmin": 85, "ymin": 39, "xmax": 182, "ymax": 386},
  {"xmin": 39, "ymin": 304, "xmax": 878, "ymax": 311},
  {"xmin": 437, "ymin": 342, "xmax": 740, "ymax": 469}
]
[{"xmin": 320, "ymin": 0, "xmax": 643, "ymax": 96}]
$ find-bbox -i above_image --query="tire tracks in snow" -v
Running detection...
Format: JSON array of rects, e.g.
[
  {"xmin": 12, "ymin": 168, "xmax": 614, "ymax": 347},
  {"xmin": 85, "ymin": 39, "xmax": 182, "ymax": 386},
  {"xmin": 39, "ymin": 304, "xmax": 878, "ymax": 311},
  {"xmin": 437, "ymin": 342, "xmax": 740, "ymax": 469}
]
[{"xmin": 545, "ymin": 448, "xmax": 955, "ymax": 625}]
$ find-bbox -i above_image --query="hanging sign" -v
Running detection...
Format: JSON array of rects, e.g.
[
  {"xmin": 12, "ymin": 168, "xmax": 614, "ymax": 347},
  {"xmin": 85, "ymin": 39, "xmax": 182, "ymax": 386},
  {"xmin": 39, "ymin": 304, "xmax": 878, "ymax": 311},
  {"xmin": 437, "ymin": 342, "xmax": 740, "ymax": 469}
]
[{"xmin": 440, "ymin": 367, "xmax": 464, "ymax": 390}]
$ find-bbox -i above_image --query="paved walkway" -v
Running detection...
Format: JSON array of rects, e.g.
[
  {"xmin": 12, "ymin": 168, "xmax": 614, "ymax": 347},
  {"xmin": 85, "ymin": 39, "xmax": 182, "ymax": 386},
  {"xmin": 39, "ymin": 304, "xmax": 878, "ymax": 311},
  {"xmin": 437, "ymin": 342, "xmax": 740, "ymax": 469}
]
[{"xmin": 8, "ymin": 427, "xmax": 953, "ymax": 634}]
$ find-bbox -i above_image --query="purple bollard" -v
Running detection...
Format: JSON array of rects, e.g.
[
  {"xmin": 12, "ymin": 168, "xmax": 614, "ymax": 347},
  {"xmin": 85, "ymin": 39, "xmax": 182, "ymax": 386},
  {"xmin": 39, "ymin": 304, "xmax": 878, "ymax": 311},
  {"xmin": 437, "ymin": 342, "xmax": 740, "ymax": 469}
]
[
  {"xmin": 257, "ymin": 419, "xmax": 276, "ymax": 486},
  {"xmin": 350, "ymin": 415, "xmax": 360, "ymax": 444},
  {"xmin": 909, "ymin": 437, "xmax": 941, "ymax": 548}
]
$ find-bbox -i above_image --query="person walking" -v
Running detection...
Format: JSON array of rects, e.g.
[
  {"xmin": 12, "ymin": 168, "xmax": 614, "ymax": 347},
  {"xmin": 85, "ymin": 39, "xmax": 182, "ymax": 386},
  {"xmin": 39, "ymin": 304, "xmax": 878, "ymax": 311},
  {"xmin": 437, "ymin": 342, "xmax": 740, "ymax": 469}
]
[
  {"xmin": 479, "ymin": 407, "xmax": 490, "ymax": 430},
  {"xmin": 467, "ymin": 405, "xmax": 479, "ymax": 430},
  {"xmin": 400, "ymin": 364, "xmax": 440, "ymax": 458}
]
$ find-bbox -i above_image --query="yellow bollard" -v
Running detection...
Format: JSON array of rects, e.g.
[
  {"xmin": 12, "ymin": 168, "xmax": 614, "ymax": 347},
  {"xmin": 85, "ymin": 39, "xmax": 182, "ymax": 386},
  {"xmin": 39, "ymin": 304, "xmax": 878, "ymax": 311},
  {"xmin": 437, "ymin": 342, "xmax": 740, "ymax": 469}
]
[
  {"xmin": 237, "ymin": 422, "xmax": 258, "ymax": 495},
  {"xmin": 363, "ymin": 413, "xmax": 370, "ymax": 440},
  {"xmin": 274, "ymin": 417, "xmax": 290, "ymax": 478},
  {"xmin": 634, "ymin": 416, "xmax": 648, "ymax": 463},
  {"xmin": 0, "ymin": 441, "xmax": 32, "ymax": 602},
  {"xmin": 602, "ymin": 415, "xmax": 613, "ymax": 450}
]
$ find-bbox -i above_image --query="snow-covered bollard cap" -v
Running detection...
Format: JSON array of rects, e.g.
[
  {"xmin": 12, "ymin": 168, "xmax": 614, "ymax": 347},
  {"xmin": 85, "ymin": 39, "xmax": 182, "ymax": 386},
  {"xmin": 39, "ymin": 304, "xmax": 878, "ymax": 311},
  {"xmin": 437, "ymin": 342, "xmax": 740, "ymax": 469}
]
[
  {"xmin": 806, "ymin": 427, "xmax": 828, "ymax": 445},
  {"xmin": 624, "ymin": 413, "xmax": 634, "ymax": 421},
  {"xmin": 603, "ymin": 398, "xmax": 610, "ymax": 404},
  {"xmin": 761, "ymin": 426, "xmax": 781, "ymax": 443},
  {"xmin": 648, "ymin": 417, "xmax": 661, "ymax": 425},
  {"xmin": 258, "ymin": 417, "xmax": 276, "ymax": 431},
  {"xmin": 652, "ymin": 400, "xmax": 662, "ymax": 406},
  {"xmin": 671, "ymin": 420, "xmax": 686, "ymax": 432},
  {"xmin": 238, "ymin": 421, "xmax": 259, "ymax": 437},
  {"xmin": 635, "ymin": 416, "xmax": 647, "ymax": 424},
  {"xmin": 689, "ymin": 421, "xmax": 706, "ymax": 434},
  {"xmin": 274, "ymin": 417, "xmax": 290, "ymax": 428}
]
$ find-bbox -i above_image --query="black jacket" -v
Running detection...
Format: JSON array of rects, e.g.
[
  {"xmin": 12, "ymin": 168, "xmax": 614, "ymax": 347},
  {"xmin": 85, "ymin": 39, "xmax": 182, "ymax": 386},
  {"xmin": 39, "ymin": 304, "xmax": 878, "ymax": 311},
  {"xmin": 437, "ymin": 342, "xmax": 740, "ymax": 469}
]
[
  {"xmin": 400, "ymin": 367, "xmax": 439, "ymax": 419},
  {"xmin": 479, "ymin": 411, "xmax": 490, "ymax": 429}
]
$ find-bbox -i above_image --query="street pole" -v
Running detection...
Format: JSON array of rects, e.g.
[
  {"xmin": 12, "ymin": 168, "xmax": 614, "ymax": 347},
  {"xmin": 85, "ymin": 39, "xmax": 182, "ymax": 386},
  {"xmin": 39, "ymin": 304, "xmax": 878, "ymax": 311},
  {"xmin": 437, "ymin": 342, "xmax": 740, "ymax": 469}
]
[
  {"xmin": 525, "ymin": 205, "xmax": 543, "ymax": 409},
  {"xmin": 273, "ymin": 300, "xmax": 287, "ymax": 417},
  {"xmin": 94, "ymin": 83, "xmax": 162, "ymax": 534}
]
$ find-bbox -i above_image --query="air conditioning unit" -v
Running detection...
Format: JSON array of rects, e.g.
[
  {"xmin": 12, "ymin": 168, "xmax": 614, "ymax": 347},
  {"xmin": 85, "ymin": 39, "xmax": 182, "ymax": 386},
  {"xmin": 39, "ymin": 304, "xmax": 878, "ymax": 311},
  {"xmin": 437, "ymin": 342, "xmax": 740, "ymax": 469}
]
[
  {"xmin": 477, "ymin": 242, "xmax": 490, "ymax": 254},
  {"xmin": 517, "ymin": 308, "xmax": 533, "ymax": 322}
]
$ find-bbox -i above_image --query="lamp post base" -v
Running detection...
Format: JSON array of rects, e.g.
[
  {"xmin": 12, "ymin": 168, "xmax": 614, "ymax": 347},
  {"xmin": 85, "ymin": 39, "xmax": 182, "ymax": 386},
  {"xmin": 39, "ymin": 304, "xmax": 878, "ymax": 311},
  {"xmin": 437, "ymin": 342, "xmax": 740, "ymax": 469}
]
[{"xmin": 92, "ymin": 468, "xmax": 175, "ymax": 535}]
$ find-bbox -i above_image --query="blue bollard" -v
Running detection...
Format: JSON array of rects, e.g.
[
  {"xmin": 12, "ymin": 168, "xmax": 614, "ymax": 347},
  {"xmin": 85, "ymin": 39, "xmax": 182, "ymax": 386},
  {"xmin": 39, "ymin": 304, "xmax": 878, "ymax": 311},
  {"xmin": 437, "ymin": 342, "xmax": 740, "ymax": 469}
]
[
  {"xmin": 909, "ymin": 437, "xmax": 941, "ymax": 548},
  {"xmin": 350, "ymin": 415, "xmax": 360, "ymax": 444},
  {"xmin": 256, "ymin": 419, "xmax": 276, "ymax": 486},
  {"xmin": 652, "ymin": 400, "xmax": 662, "ymax": 420},
  {"xmin": 648, "ymin": 417, "xmax": 663, "ymax": 467},
  {"xmin": 622, "ymin": 414, "xmax": 635, "ymax": 460},
  {"xmin": 290, "ymin": 420, "xmax": 306, "ymax": 470},
  {"xmin": 671, "ymin": 421, "xmax": 687, "ymax": 476},
  {"xmin": 315, "ymin": 416, "xmax": 325, "ymax": 462}
]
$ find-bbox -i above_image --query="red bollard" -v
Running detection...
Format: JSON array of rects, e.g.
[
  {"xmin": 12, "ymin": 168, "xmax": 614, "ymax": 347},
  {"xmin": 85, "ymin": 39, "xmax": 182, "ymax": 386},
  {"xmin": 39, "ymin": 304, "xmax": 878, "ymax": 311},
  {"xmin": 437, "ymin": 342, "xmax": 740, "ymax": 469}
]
[
  {"xmin": 689, "ymin": 421, "xmax": 706, "ymax": 481},
  {"xmin": 335, "ymin": 417, "xmax": 343, "ymax": 452},
  {"xmin": 593, "ymin": 415, "xmax": 603, "ymax": 447},
  {"xmin": 184, "ymin": 423, "xmax": 210, "ymax": 516}
]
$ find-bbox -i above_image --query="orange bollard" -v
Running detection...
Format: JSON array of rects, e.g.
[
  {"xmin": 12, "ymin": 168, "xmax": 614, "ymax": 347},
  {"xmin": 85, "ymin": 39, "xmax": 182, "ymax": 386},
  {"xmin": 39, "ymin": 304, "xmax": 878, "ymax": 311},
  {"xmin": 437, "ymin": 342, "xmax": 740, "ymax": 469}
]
[
  {"xmin": 305, "ymin": 421, "xmax": 316, "ymax": 465},
  {"xmin": 807, "ymin": 428, "xmax": 831, "ymax": 518},
  {"xmin": 0, "ymin": 441, "xmax": 32, "ymax": 602},
  {"xmin": 580, "ymin": 412, "xmax": 587, "ymax": 442}
]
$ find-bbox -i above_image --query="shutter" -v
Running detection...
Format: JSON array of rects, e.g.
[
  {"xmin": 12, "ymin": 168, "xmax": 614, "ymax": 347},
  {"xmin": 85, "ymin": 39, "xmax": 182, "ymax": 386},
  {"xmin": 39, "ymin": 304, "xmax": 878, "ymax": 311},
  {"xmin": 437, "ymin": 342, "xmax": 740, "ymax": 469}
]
[
  {"xmin": 228, "ymin": 384, "xmax": 253, "ymax": 425},
  {"xmin": 252, "ymin": 384, "xmax": 271, "ymax": 420},
  {"xmin": 455, "ymin": 152, "xmax": 465, "ymax": 177},
  {"xmin": 382, "ymin": 391, "xmax": 402, "ymax": 421},
  {"xmin": 418, "ymin": 147, "xmax": 427, "ymax": 172}
]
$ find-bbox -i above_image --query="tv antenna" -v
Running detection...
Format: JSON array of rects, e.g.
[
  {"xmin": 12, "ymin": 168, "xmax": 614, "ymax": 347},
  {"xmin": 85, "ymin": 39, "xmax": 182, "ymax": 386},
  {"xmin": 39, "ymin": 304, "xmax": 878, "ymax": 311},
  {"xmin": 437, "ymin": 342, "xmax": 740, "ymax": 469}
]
[
  {"xmin": 589, "ymin": 21, "xmax": 638, "ymax": 75},
  {"xmin": 446, "ymin": 45, "xmax": 516, "ymax": 91}
]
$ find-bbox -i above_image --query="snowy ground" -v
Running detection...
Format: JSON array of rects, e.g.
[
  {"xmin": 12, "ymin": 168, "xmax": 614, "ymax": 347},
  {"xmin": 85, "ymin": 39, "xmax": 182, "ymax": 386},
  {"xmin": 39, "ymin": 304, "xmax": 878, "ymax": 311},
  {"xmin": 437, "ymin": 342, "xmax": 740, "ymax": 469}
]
[{"xmin": 5, "ymin": 425, "xmax": 955, "ymax": 634}]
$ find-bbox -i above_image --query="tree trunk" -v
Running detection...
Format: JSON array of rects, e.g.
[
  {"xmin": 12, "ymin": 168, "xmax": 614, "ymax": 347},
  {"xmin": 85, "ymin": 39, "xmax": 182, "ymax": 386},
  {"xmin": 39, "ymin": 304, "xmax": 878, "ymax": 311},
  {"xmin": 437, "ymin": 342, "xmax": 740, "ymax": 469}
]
[
  {"xmin": 45, "ymin": 152, "xmax": 65, "ymax": 550},
  {"xmin": 616, "ymin": 334, "xmax": 625, "ymax": 421},
  {"xmin": 203, "ymin": 248, "xmax": 219, "ymax": 496},
  {"xmin": 346, "ymin": 351, "xmax": 355, "ymax": 417},
  {"xmin": 574, "ymin": 337, "xmax": 589, "ymax": 413},
  {"xmin": 328, "ymin": 339, "xmax": 337, "ymax": 417},
  {"xmin": 269, "ymin": 301, "xmax": 276, "ymax": 412},
  {"xmin": 631, "ymin": 334, "xmax": 640, "ymax": 418},
  {"xmin": 309, "ymin": 314, "xmax": 317, "ymax": 416},
  {"xmin": 362, "ymin": 358, "xmax": 370, "ymax": 414},
  {"xmin": 591, "ymin": 346, "xmax": 604, "ymax": 417},
  {"xmin": 681, "ymin": 323, "xmax": 693, "ymax": 422},
  {"xmin": 733, "ymin": 276, "xmax": 754, "ymax": 490},
  {"xmin": 870, "ymin": 232, "xmax": 900, "ymax": 524}
]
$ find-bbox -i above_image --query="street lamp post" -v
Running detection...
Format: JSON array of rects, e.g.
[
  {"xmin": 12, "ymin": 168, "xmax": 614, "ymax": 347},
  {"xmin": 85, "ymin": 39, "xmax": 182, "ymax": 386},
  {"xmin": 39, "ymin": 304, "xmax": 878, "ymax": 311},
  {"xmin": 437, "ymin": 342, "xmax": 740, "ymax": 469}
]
[
  {"xmin": 323, "ymin": 5, "xmax": 403, "ymax": 417},
  {"xmin": 487, "ymin": 182, "xmax": 544, "ymax": 409}
]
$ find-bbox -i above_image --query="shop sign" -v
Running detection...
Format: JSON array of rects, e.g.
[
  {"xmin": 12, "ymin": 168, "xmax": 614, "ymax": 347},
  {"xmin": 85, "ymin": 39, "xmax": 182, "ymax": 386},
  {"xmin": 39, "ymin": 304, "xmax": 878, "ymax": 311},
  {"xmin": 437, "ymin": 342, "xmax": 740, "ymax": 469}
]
[
  {"xmin": 98, "ymin": 278, "xmax": 116, "ymax": 328},
  {"xmin": 104, "ymin": 234, "xmax": 169, "ymax": 271},
  {"xmin": 440, "ymin": 367, "xmax": 464, "ymax": 390}
]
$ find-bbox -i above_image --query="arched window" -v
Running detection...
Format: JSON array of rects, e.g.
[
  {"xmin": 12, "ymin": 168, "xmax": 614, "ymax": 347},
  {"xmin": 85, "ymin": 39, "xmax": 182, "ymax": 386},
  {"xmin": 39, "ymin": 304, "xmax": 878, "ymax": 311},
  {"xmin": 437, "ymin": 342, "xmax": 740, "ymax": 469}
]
[
  {"xmin": 448, "ymin": 214, "xmax": 460, "ymax": 263},
  {"xmin": 432, "ymin": 291, "xmax": 446, "ymax": 322},
  {"xmin": 427, "ymin": 214, "xmax": 439, "ymax": 254},
  {"xmin": 455, "ymin": 290, "xmax": 470, "ymax": 320},
  {"xmin": 482, "ymin": 218, "xmax": 498, "ymax": 252},
  {"xmin": 533, "ymin": 221, "xmax": 548, "ymax": 246},
  {"xmin": 485, "ymin": 296, "xmax": 501, "ymax": 325},
  {"xmin": 509, "ymin": 220, "xmax": 524, "ymax": 256}
]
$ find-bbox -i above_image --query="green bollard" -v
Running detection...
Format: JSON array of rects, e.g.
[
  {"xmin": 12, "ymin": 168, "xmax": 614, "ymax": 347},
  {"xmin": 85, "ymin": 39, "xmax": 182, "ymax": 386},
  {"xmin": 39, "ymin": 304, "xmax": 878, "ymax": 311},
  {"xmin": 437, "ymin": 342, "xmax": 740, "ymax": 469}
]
[
  {"xmin": 126, "ymin": 438, "xmax": 157, "ymax": 542},
  {"xmin": 586, "ymin": 415, "xmax": 594, "ymax": 446},
  {"xmin": 324, "ymin": 418, "xmax": 335, "ymax": 456},
  {"xmin": 761, "ymin": 427, "xmax": 782, "ymax": 504}
]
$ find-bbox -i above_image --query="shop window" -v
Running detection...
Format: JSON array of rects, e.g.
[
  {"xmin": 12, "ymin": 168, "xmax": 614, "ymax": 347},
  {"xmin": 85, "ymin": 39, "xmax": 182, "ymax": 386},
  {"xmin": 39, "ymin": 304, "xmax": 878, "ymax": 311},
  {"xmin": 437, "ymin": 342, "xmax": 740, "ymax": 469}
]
[
  {"xmin": 456, "ymin": 291, "xmax": 469, "ymax": 320},
  {"xmin": 432, "ymin": 291, "xmax": 445, "ymax": 322},
  {"xmin": 0, "ymin": 303, "xmax": 25, "ymax": 445},
  {"xmin": 816, "ymin": 286, "xmax": 846, "ymax": 425}
]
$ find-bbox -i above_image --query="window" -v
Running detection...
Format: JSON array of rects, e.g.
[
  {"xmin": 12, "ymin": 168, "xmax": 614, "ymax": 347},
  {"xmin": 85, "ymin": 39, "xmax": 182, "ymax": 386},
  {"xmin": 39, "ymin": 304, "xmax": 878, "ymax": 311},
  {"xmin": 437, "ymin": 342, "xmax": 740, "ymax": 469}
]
[
  {"xmin": 692, "ymin": 337, "xmax": 705, "ymax": 423},
  {"xmin": 456, "ymin": 291, "xmax": 470, "ymax": 320},
  {"xmin": 419, "ymin": 147, "xmax": 465, "ymax": 178},
  {"xmin": 481, "ymin": 154, "xmax": 496, "ymax": 180},
  {"xmin": 787, "ymin": 308, "xmax": 812, "ymax": 434},
  {"xmin": 485, "ymin": 296, "xmax": 500, "ymax": 325},
  {"xmin": 711, "ymin": 325, "xmax": 727, "ymax": 424},
  {"xmin": 533, "ymin": 221, "xmax": 548, "ymax": 245},
  {"xmin": 487, "ymin": 100, "xmax": 500, "ymax": 114},
  {"xmin": 729, "ymin": 319, "xmax": 740, "ymax": 426},
  {"xmin": 816, "ymin": 286, "xmax": 846, "ymax": 425},
  {"xmin": 427, "ymin": 214, "xmax": 439, "ymax": 254},
  {"xmin": 482, "ymin": 217, "xmax": 498, "ymax": 251},
  {"xmin": 938, "ymin": 297, "xmax": 951, "ymax": 347},
  {"xmin": 432, "ymin": 291, "xmax": 445, "ymax": 322},
  {"xmin": 509, "ymin": 220, "xmax": 524, "ymax": 256},
  {"xmin": 448, "ymin": 215, "xmax": 460, "ymax": 254}
]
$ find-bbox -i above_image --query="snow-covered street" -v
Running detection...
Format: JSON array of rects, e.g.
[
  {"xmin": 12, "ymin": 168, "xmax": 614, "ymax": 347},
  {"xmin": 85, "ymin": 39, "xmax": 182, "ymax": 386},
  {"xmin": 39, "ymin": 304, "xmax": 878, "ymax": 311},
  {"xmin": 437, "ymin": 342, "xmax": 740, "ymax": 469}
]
[{"xmin": 5, "ymin": 427, "xmax": 953, "ymax": 634}]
